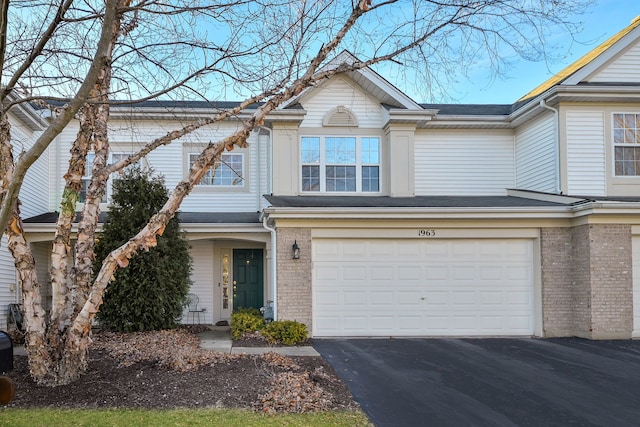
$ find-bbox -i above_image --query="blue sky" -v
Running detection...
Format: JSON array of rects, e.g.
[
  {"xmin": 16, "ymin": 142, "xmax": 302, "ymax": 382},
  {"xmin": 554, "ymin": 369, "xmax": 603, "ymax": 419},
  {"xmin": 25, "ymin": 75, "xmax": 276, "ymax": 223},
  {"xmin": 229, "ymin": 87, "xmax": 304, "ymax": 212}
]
[{"xmin": 448, "ymin": 1, "xmax": 640, "ymax": 104}]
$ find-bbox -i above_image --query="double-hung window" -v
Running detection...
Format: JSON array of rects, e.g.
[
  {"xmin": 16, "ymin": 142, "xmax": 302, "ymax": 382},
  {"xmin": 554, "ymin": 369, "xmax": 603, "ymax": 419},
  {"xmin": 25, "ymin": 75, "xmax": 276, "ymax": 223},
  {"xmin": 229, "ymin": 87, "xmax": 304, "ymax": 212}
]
[
  {"xmin": 301, "ymin": 136, "xmax": 380, "ymax": 192},
  {"xmin": 189, "ymin": 153, "xmax": 244, "ymax": 187},
  {"xmin": 81, "ymin": 152, "xmax": 132, "ymax": 202},
  {"xmin": 613, "ymin": 113, "xmax": 640, "ymax": 176}
]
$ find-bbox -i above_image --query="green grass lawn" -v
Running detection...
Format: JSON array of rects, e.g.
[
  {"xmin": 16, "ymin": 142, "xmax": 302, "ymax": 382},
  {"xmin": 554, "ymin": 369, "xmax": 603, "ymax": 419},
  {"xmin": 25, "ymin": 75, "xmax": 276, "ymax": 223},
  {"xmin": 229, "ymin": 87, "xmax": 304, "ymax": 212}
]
[{"xmin": 0, "ymin": 408, "xmax": 371, "ymax": 427}]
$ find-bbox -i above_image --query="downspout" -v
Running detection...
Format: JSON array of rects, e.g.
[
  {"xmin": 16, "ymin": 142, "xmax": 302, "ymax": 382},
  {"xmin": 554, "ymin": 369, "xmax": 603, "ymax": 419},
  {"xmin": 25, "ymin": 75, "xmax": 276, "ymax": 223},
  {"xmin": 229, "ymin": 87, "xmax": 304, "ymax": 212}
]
[
  {"xmin": 255, "ymin": 129, "xmax": 262, "ymax": 210},
  {"xmin": 258, "ymin": 125, "xmax": 277, "ymax": 320},
  {"xmin": 540, "ymin": 99, "xmax": 562, "ymax": 194},
  {"xmin": 261, "ymin": 215, "xmax": 277, "ymax": 321}
]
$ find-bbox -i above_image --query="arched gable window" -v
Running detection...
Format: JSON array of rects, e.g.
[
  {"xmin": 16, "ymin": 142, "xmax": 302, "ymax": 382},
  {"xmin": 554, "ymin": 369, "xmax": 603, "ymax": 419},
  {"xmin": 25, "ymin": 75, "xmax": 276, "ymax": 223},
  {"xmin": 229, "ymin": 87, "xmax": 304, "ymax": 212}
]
[{"xmin": 322, "ymin": 106, "xmax": 359, "ymax": 127}]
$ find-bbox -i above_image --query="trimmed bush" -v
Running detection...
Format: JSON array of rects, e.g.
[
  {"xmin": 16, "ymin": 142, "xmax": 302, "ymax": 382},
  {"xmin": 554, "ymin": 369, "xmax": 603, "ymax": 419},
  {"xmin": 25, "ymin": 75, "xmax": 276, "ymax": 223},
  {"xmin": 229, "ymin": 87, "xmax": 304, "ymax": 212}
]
[
  {"xmin": 261, "ymin": 320, "xmax": 308, "ymax": 345},
  {"xmin": 230, "ymin": 311, "xmax": 265, "ymax": 340},
  {"xmin": 94, "ymin": 167, "xmax": 192, "ymax": 332},
  {"xmin": 235, "ymin": 307, "xmax": 262, "ymax": 317}
]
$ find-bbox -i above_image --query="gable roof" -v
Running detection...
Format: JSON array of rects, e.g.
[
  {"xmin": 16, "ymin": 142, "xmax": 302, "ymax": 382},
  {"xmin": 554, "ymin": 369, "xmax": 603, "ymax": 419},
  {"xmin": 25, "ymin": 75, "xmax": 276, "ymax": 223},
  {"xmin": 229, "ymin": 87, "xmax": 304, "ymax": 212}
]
[
  {"xmin": 518, "ymin": 15, "xmax": 640, "ymax": 102},
  {"xmin": 281, "ymin": 50, "xmax": 422, "ymax": 110}
]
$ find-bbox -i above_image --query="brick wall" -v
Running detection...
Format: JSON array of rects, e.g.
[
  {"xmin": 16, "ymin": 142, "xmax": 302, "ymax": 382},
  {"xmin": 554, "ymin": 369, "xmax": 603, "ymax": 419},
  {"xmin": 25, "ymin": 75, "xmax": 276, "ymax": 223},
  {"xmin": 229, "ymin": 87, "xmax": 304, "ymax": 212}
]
[
  {"xmin": 275, "ymin": 227, "xmax": 312, "ymax": 330},
  {"xmin": 541, "ymin": 224, "xmax": 633, "ymax": 339},
  {"xmin": 571, "ymin": 224, "xmax": 593, "ymax": 338},
  {"xmin": 588, "ymin": 224, "xmax": 632, "ymax": 339},
  {"xmin": 540, "ymin": 227, "xmax": 575, "ymax": 336}
]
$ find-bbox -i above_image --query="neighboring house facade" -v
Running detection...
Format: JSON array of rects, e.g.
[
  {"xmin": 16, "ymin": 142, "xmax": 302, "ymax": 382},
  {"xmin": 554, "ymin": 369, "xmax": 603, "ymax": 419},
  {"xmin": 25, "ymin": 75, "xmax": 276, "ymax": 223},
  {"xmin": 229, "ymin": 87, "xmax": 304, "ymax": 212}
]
[{"xmin": 4, "ymin": 17, "xmax": 640, "ymax": 339}]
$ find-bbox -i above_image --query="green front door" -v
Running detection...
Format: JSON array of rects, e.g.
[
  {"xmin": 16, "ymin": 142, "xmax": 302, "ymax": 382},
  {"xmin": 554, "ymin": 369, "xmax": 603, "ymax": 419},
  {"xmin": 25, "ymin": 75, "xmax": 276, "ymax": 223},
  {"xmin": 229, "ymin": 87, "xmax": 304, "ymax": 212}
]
[{"xmin": 233, "ymin": 249, "xmax": 264, "ymax": 311}]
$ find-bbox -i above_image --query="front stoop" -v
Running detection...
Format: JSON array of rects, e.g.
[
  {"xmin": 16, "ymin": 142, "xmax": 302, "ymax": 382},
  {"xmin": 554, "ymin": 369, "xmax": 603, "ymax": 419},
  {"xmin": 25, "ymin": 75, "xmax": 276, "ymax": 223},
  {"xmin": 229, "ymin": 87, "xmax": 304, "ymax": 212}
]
[
  {"xmin": 197, "ymin": 327, "xmax": 319, "ymax": 356},
  {"xmin": 198, "ymin": 329, "xmax": 233, "ymax": 353}
]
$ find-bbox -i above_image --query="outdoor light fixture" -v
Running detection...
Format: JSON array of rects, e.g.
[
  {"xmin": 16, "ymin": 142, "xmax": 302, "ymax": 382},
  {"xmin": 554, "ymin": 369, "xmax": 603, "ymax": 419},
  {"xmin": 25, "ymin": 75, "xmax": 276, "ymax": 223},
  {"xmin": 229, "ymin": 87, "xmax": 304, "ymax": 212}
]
[{"xmin": 292, "ymin": 240, "xmax": 300, "ymax": 259}]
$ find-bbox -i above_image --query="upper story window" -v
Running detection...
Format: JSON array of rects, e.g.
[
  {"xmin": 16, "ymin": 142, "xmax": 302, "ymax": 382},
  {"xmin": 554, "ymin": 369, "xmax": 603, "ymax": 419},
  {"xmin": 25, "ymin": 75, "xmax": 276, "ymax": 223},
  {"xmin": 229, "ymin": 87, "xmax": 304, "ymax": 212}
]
[
  {"xmin": 81, "ymin": 152, "xmax": 132, "ymax": 202},
  {"xmin": 613, "ymin": 113, "xmax": 640, "ymax": 176},
  {"xmin": 189, "ymin": 153, "xmax": 244, "ymax": 187},
  {"xmin": 301, "ymin": 136, "xmax": 380, "ymax": 193}
]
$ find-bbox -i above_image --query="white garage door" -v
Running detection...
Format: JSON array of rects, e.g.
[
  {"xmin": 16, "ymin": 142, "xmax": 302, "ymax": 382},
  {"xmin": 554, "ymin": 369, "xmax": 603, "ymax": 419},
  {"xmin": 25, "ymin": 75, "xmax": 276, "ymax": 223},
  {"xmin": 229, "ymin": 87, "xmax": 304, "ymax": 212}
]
[{"xmin": 313, "ymin": 238, "xmax": 534, "ymax": 337}]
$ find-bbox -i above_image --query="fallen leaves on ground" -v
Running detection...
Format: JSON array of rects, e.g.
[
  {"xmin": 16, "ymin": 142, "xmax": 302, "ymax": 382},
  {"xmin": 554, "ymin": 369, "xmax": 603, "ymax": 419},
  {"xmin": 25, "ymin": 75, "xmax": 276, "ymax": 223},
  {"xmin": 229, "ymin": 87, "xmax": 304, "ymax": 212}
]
[{"xmin": 85, "ymin": 328, "xmax": 355, "ymax": 413}]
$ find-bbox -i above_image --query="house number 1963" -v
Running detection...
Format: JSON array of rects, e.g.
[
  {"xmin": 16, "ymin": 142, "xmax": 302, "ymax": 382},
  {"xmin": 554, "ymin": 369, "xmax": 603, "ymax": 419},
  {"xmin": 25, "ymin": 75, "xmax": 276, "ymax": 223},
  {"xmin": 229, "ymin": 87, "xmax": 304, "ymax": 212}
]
[{"xmin": 418, "ymin": 229, "xmax": 436, "ymax": 237}]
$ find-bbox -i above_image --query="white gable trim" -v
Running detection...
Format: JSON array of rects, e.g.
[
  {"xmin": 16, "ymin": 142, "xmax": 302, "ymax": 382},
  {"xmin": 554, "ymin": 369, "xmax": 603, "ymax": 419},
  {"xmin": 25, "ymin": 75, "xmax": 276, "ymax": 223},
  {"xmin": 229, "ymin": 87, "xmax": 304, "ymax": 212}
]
[
  {"xmin": 281, "ymin": 50, "xmax": 422, "ymax": 111},
  {"xmin": 564, "ymin": 23, "xmax": 640, "ymax": 85}
]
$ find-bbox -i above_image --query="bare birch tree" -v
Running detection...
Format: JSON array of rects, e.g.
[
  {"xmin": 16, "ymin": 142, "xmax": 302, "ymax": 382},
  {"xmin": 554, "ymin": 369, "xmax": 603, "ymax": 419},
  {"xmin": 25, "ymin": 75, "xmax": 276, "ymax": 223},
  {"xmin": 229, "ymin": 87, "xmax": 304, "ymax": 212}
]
[{"xmin": 0, "ymin": 0, "xmax": 591, "ymax": 385}]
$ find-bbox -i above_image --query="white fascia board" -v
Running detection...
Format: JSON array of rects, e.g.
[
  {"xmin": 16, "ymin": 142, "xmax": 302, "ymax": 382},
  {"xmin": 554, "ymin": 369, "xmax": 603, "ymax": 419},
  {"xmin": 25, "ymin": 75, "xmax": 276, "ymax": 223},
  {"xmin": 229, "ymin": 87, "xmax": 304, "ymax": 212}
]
[
  {"xmin": 383, "ymin": 108, "xmax": 437, "ymax": 127},
  {"xmin": 264, "ymin": 108, "xmax": 307, "ymax": 123},
  {"xmin": 355, "ymin": 66, "xmax": 422, "ymax": 110},
  {"xmin": 7, "ymin": 99, "xmax": 48, "ymax": 131},
  {"xmin": 180, "ymin": 223, "xmax": 268, "ymax": 234},
  {"xmin": 263, "ymin": 206, "xmax": 574, "ymax": 220},
  {"xmin": 109, "ymin": 107, "xmax": 259, "ymax": 121},
  {"xmin": 506, "ymin": 189, "xmax": 586, "ymax": 204},
  {"xmin": 423, "ymin": 115, "xmax": 511, "ymax": 129},
  {"xmin": 570, "ymin": 201, "xmax": 640, "ymax": 217},
  {"xmin": 23, "ymin": 222, "xmax": 267, "ymax": 235},
  {"xmin": 22, "ymin": 223, "xmax": 103, "ymax": 235},
  {"xmin": 509, "ymin": 85, "xmax": 640, "ymax": 128},
  {"xmin": 564, "ymin": 25, "xmax": 640, "ymax": 85}
]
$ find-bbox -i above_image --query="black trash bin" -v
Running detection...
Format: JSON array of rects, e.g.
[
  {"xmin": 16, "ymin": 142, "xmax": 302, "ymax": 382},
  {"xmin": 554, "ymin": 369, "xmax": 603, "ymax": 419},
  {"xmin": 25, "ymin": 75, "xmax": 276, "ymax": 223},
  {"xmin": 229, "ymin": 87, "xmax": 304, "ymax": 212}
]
[
  {"xmin": 0, "ymin": 331, "xmax": 14, "ymax": 405},
  {"xmin": 0, "ymin": 331, "xmax": 12, "ymax": 374}
]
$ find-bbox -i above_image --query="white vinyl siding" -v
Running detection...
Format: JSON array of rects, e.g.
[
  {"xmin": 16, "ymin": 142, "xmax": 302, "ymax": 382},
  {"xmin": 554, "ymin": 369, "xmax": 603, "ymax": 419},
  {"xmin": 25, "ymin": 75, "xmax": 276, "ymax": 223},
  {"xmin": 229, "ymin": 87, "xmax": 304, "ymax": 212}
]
[
  {"xmin": 0, "ymin": 238, "xmax": 16, "ymax": 329},
  {"xmin": 185, "ymin": 241, "xmax": 215, "ymax": 324},
  {"xmin": 414, "ymin": 130, "xmax": 515, "ymax": 195},
  {"xmin": 182, "ymin": 133, "xmax": 262, "ymax": 212},
  {"xmin": 50, "ymin": 119, "xmax": 265, "ymax": 213},
  {"xmin": 515, "ymin": 113, "xmax": 557, "ymax": 192},
  {"xmin": 566, "ymin": 111, "xmax": 606, "ymax": 196},
  {"xmin": 299, "ymin": 77, "xmax": 382, "ymax": 128},
  {"xmin": 590, "ymin": 42, "xmax": 640, "ymax": 83},
  {"xmin": 31, "ymin": 242, "xmax": 51, "ymax": 313},
  {"xmin": 11, "ymin": 118, "xmax": 48, "ymax": 218},
  {"xmin": 313, "ymin": 238, "xmax": 534, "ymax": 337}
]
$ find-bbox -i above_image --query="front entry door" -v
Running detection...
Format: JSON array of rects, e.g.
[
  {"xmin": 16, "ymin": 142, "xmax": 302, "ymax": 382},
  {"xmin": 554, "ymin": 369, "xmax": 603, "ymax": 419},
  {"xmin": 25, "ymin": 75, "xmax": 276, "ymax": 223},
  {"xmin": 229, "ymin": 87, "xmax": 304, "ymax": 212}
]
[{"xmin": 233, "ymin": 249, "xmax": 264, "ymax": 311}]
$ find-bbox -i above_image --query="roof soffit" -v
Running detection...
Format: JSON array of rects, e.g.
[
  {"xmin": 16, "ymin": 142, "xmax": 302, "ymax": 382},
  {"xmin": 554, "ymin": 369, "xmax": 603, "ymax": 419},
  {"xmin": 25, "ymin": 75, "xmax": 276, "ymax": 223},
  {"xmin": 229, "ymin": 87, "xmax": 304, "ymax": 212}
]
[{"xmin": 6, "ymin": 93, "xmax": 48, "ymax": 131}]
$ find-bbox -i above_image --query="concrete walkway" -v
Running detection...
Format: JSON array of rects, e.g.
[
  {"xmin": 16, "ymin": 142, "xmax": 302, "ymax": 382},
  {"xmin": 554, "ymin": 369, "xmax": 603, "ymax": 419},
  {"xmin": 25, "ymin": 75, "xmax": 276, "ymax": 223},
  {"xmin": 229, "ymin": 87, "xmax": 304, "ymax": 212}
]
[
  {"xmin": 198, "ymin": 328, "xmax": 319, "ymax": 356},
  {"xmin": 11, "ymin": 328, "xmax": 320, "ymax": 357}
]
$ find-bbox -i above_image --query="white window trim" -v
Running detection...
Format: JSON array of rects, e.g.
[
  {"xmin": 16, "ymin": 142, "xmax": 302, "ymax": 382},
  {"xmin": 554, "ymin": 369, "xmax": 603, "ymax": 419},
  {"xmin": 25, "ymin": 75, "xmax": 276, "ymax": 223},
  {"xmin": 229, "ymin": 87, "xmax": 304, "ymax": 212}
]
[
  {"xmin": 300, "ymin": 135, "xmax": 381, "ymax": 194},
  {"xmin": 81, "ymin": 151, "xmax": 133, "ymax": 204},
  {"xmin": 612, "ymin": 112, "xmax": 640, "ymax": 178},
  {"xmin": 188, "ymin": 152, "xmax": 246, "ymax": 188}
]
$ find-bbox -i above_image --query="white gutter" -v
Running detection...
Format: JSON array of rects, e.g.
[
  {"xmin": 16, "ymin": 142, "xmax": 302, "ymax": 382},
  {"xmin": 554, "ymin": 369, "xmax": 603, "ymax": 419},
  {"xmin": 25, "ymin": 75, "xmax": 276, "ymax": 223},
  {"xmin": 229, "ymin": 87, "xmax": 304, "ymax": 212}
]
[
  {"xmin": 540, "ymin": 100, "xmax": 562, "ymax": 194},
  {"xmin": 263, "ymin": 206, "xmax": 577, "ymax": 220},
  {"xmin": 261, "ymin": 215, "xmax": 277, "ymax": 321}
]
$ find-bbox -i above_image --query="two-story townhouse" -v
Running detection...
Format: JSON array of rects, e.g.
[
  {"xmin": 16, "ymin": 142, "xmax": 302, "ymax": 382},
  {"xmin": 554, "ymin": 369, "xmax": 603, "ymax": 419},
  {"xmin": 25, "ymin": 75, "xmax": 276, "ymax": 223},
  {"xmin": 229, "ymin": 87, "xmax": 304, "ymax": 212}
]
[
  {"xmin": 6, "ymin": 16, "xmax": 640, "ymax": 340},
  {"xmin": 263, "ymin": 17, "xmax": 640, "ymax": 340}
]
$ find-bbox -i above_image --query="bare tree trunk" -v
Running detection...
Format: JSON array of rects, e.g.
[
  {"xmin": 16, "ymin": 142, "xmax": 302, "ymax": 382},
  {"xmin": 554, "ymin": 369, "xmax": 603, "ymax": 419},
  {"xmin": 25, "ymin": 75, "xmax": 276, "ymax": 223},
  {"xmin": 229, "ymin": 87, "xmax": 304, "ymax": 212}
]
[
  {"xmin": 19, "ymin": 0, "xmax": 129, "ymax": 386},
  {"xmin": 49, "ymin": 106, "xmax": 94, "ymax": 332},
  {"xmin": 5, "ymin": 211, "xmax": 51, "ymax": 381},
  {"xmin": 73, "ymin": 80, "xmax": 112, "ymax": 308}
]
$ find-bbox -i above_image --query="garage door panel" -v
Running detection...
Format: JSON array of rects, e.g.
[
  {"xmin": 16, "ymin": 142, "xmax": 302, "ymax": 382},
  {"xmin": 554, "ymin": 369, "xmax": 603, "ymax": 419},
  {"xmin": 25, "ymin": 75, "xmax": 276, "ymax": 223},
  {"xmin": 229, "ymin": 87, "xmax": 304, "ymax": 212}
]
[
  {"xmin": 313, "ymin": 238, "xmax": 534, "ymax": 337},
  {"xmin": 371, "ymin": 266, "xmax": 394, "ymax": 280}
]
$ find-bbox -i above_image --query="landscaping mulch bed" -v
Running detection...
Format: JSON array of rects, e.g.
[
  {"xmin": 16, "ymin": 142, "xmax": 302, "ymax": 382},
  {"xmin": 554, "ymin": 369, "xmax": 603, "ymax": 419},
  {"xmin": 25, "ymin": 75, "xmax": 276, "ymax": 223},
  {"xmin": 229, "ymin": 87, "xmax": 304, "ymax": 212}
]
[{"xmin": 3, "ymin": 327, "xmax": 357, "ymax": 413}]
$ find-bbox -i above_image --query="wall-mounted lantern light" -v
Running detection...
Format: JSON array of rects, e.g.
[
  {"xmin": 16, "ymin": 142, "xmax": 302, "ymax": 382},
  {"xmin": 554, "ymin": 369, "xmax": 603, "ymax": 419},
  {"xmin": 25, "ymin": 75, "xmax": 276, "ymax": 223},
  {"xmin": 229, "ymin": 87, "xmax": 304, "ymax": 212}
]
[{"xmin": 292, "ymin": 240, "xmax": 300, "ymax": 259}]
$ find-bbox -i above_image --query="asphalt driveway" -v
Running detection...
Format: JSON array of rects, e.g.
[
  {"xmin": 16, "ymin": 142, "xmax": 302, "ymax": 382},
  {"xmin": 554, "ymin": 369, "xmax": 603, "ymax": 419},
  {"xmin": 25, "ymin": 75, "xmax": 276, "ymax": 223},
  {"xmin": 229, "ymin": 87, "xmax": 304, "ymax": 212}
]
[{"xmin": 313, "ymin": 338, "xmax": 640, "ymax": 427}]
